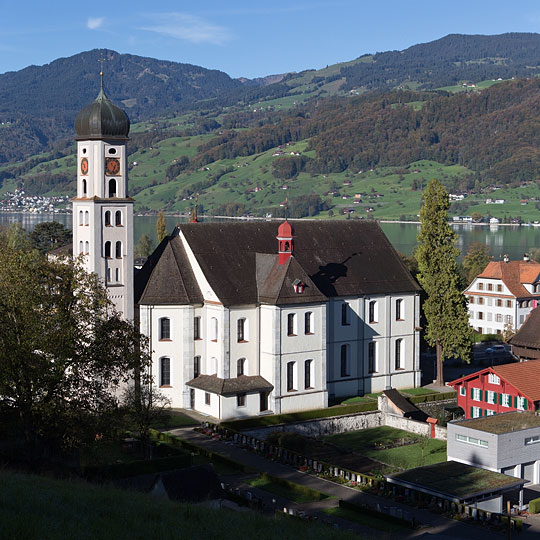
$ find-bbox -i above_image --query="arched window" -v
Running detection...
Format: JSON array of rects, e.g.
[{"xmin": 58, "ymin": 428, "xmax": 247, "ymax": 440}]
[
  {"xmin": 395, "ymin": 339, "xmax": 404, "ymax": 370},
  {"xmin": 79, "ymin": 241, "xmax": 84, "ymax": 254},
  {"xmin": 209, "ymin": 357, "xmax": 218, "ymax": 375},
  {"xmin": 237, "ymin": 318, "xmax": 248, "ymax": 342},
  {"xmin": 82, "ymin": 179, "xmax": 87, "ymax": 196},
  {"xmin": 115, "ymin": 268, "xmax": 120, "ymax": 282},
  {"xmin": 84, "ymin": 211, "xmax": 89, "ymax": 226},
  {"xmin": 237, "ymin": 358, "xmax": 246, "ymax": 377},
  {"xmin": 79, "ymin": 211, "xmax": 83, "ymax": 226},
  {"xmin": 115, "ymin": 210, "xmax": 122, "ymax": 226},
  {"xmin": 304, "ymin": 359, "xmax": 313, "ymax": 389},
  {"xmin": 160, "ymin": 357, "xmax": 171, "ymax": 386},
  {"xmin": 115, "ymin": 241, "xmax": 122, "ymax": 258},
  {"xmin": 287, "ymin": 313, "xmax": 297, "ymax": 336},
  {"xmin": 210, "ymin": 317, "xmax": 218, "ymax": 341},
  {"xmin": 109, "ymin": 178, "xmax": 117, "ymax": 198},
  {"xmin": 194, "ymin": 356, "xmax": 200, "ymax": 378},
  {"xmin": 340, "ymin": 344, "xmax": 350, "ymax": 377},
  {"xmin": 304, "ymin": 312, "xmax": 314, "ymax": 334},
  {"xmin": 368, "ymin": 342, "xmax": 378, "ymax": 373},
  {"xmin": 104, "ymin": 241, "xmax": 111, "ymax": 258},
  {"xmin": 104, "ymin": 211, "xmax": 111, "ymax": 226},
  {"xmin": 85, "ymin": 241, "xmax": 89, "ymax": 254},
  {"xmin": 159, "ymin": 317, "xmax": 171, "ymax": 340}
]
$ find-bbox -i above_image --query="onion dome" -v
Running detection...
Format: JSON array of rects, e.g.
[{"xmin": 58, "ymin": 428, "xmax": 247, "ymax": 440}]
[
  {"xmin": 277, "ymin": 220, "xmax": 294, "ymax": 239},
  {"xmin": 75, "ymin": 81, "xmax": 130, "ymax": 140}
]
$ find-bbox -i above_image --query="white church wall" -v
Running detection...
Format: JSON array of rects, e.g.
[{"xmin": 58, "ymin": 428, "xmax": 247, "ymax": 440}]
[{"xmin": 228, "ymin": 306, "xmax": 258, "ymax": 377}]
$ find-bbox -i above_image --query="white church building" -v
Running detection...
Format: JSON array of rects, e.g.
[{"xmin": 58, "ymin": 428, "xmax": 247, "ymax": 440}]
[{"xmin": 73, "ymin": 82, "xmax": 422, "ymax": 421}]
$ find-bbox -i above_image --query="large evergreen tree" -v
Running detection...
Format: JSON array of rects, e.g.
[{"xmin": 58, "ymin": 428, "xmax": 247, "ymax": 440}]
[{"xmin": 416, "ymin": 179, "xmax": 472, "ymax": 385}]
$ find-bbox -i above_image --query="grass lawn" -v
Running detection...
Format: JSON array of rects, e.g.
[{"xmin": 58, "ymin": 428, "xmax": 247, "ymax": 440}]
[
  {"xmin": 0, "ymin": 470, "xmax": 356, "ymax": 540},
  {"xmin": 323, "ymin": 507, "xmax": 408, "ymax": 533},
  {"xmin": 151, "ymin": 410, "xmax": 199, "ymax": 429},
  {"xmin": 400, "ymin": 388, "xmax": 437, "ymax": 396},
  {"xmin": 247, "ymin": 474, "xmax": 330, "ymax": 504},
  {"xmin": 324, "ymin": 426, "xmax": 447, "ymax": 470}
]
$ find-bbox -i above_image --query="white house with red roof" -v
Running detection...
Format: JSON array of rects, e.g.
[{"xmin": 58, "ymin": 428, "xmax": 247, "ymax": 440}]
[
  {"xmin": 448, "ymin": 361, "xmax": 540, "ymax": 419},
  {"xmin": 464, "ymin": 256, "xmax": 540, "ymax": 335}
]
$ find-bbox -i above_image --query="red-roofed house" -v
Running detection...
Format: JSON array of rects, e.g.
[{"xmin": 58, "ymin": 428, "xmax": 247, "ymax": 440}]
[
  {"xmin": 464, "ymin": 256, "xmax": 540, "ymax": 335},
  {"xmin": 448, "ymin": 361, "xmax": 540, "ymax": 418}
]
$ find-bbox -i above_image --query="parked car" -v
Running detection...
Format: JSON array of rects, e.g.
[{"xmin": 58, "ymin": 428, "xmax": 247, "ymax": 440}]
[{"xmin": 486, "ymin": 345, "xmax": 506, "ymax": 354}]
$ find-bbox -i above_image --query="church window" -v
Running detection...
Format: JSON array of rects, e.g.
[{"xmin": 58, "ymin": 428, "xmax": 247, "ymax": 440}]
[
  {"xmin": 286, "ymin": 361, "xmax": 296, "ymax": 391},
  {"xmin": 104, "ymin": 241, "xmax": 111, "ymax": 258},
  {"xmin": 395, "ymin": 339, "xmax": 404, "ymax": 370},
  {"xmin": 109, "ymin": 178, "xmax": 117, "ymax": 198},
  {"xmin": 396, "ymin": 299, "xmax": 404, "ymax": 320},
  {"xmin": 287, "ymin": 313, "xmax": 297, "ymax": 336},
  {"xmin": 115, "ymin": 268, "xmax": 120, "ymax": 282},
  {"xmin": 305, "ymin": 359, "xmax": 313, "ymax": 389},
  {"xmin": 85, "ymin": 241, "xmax": 89, "ymax": 255},
  {"xmin": 368, "ymin": 300, "xmax": 377, "ymax": 323},
  {"xmin": 82, "ymin": 179, "xmax": 87, "ymax": 196},
  {"xmin": 237, "ymin": 393, "xmax": 246, "ymax": 407},
  {"xmin": 160, "ymin": 357, "xmax": 171, "ymax": 386},
  {"xmin": 209, "ymin": 357, "xmax": 218, "ymax": 375},
  {"xmin": 237, "ymin": 358, "xmax": 246, "ymax": 377},
  {"xmin": 205, "ymin": 392, "xmax": 211, "ymax": 405},
  {"xmin": 108, "ymin": 147, "xmax": 117, "ymax": 155},
  {"xmin": 159, "ymin": 317, "xmax": 171, "ymax": 340},
  {"xmin": 79, "ymin": 241, "xmax": 84, "ymax": 254},
  {"xmin": 194, "ymin": 356, "xmax": 200, "ymax": 378},
  {"xmin": 79, "ymin": 211, "xmax": 84, "ymax": 226},
  {"xmin": 210, "ymin": 317, "xmax": 218, "ymax": 341},
  {"xmin": 237, "ymin": 318, "xmax": 248, "ymax": 342},
  {"xmin": 368, "ymin": 342, "xmax": 378, "ymax": 373},
  {"xmin": 115, "ymin": 210, "xmax": 122, "ymax": 226},
  {"xmin": 305, "ymin": 311, "xmax": 314, "ymax": 334},
  {"xmin": 340, "ymin": 344, "xmax": 350, "ymax": 377},
  {"xmin": 84, "ymin": 211, "xmax": 89, "ymax": 226},
  {"xmin": 115, "ymin": 241, "xmax": 122, "ymax": 258},
  {"xmin": 194, "ymin": 316, "xmax": 201, "ymax": 339},
  {"xmin": 341, "ymin": 302, "xmax": 350, "ymax": 325},
  {"xmin": 104, "ymin": 211, "xmax": 111, "ymax": 226}
]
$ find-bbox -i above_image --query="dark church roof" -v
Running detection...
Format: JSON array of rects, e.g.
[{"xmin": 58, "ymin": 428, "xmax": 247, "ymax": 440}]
[
  {"xmin": 509, "ymin": 306, "xmax": 540, "ymax": 349},
  {"xmin": 75, "ymin": 86, "xmax": 130, "ymax": 140},
  {"xmin": 136, "ymin": 220, "xmax": 420, "ymax": 307}
]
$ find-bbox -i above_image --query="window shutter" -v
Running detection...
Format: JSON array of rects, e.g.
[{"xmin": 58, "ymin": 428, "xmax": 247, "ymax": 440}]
[
  {"xmin": 471, "ymin": 388, "xmax": 474, "ymax": 399},
  {"xmin": 493, "ymin": 392, "xmax": 497, "ymax": 404},
  {"xmin": 470, "ymin": 406, "xmax": 473, "ymax": 418},
  {"xmin": 499, "ymin": 393, "xmax": 502, "ymax": 405},
  {"xmin": 479, "ymin": 409, "xmax": 483, "ymax": 417},
  {"xmin": 524, "ymin": 399, "xmax": 528, "ymax": 411},
  {"xmin": 479, "ymin": 390, "xmax": 483, "ymax": 401},
  {"xmin": 514, "ymin": 396, "xmax": 518, "ymax": 408}
]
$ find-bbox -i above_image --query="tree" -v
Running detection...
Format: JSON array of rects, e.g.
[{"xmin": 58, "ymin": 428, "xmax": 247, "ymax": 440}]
[
  {"xmin": 416, "ymin": 179, "xmax": 472, "ymax": 385},
  {"xmin": 30, "ymin": 221, "xmax": 71, "ymax": 253},
  {"xmin": 135, "ymin": 234, "xmax": 153, "ymax": 258},
  {"xmin": 0, "ymin": 239, "xmax": 151, "ymax": 460},
  {"xmin": 461, "ymin": 242, "xmax": 491, "ymax": 286},
  {"xmin": 156, "ymin": 211, "xmax": 167, "ymax": 243}
]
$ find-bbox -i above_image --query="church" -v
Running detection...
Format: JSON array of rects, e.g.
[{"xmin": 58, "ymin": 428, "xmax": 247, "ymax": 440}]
[{"xmin": 73, "ymin": 81, "xmax": 422, "ymax": 420}]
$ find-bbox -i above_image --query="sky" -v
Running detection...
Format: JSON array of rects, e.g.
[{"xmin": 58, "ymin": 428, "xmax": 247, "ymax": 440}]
[{"xmin": 2, "ymin": 1, "xmax": 540, "ymax": 79}]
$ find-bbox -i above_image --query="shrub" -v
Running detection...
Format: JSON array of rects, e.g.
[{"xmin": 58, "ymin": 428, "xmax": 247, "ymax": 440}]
[{"xmin": 529, "ymin": 497, "xmax": 540, "ymax": 513}]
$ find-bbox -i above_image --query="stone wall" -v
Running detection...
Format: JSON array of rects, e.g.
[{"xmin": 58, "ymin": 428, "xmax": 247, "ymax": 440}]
[
  {"xmin": 246, "ymin": 410, "xmax": 384, "ymax": 440},
  {"xmin": 245, "ymin": 409, "xmax": 447, "ymax": 440}
]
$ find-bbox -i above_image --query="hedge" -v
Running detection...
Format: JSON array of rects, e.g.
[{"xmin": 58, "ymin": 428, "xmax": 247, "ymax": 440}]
[
  {"xmin": 84, "ymin": 452, "xmax": 192, "ymax": 481},
  {"xmin": 222, "ymin": 401, "xmax": 378, "ymax": 430},
  {"xmin": 150, "ymin": 429, "xmax": 252, "ymax": 473},
  {"xmin": 408, "ymin": 391, "xmax": 456, "ymax": 404},
  {"xmin": 339, "ymin": 498, "xmax": 414, "ymax": 528},
  {"xmin": 529, "ymin": 497, "xmax": 540, "ymax": 513}
]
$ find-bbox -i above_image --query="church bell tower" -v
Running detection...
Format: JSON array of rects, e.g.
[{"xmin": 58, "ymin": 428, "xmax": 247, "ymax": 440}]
[{"xmin": 73, "ymin": 74, "xmax": 134, "ymax": 320}]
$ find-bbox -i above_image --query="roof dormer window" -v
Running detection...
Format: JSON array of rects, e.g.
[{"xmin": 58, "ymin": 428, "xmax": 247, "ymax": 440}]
[{"xmin": 292, "ymin": 279, "xmax": 304, "ymax": 293}]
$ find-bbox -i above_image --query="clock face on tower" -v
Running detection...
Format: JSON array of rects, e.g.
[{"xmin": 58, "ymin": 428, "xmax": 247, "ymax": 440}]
[
  {"xmin": 80, "ymin": 157, "xmax": 89, "ymax": 175},
  {"xmin": 105, "ymin": 158, "xmax": 121, "ymax": 176}
]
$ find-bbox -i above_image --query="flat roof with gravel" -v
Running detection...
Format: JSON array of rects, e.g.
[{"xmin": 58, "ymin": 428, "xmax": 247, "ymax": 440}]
[
  {"xmin": 387, "ymin": 461, "xmax": 525, "ymax": 503},
  {"xmin": 451, "ymin": 411, "xmax": 540, "ymax": 435}
]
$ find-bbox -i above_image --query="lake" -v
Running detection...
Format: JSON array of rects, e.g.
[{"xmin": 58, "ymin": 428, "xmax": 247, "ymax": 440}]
[{"xmin": 2, "ymin": 212, "xmax": 539, "ymax": 260}]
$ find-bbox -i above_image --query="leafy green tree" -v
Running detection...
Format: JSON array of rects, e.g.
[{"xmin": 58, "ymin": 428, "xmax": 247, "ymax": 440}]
[
  {"xmin": 461, "ymin": 241, "xmax": 491, "ymax": 286},
  {"xmin": 0, "ymin": 239, "xmax": 151, "ymax": 460},
  {"xmin": 416, "ymin": 179, "xmax": 472, "ymax": 385},
  {"xmin": 30, "ymin": 221, "xmax": 71, "ymax": 253},
  {"xmin": 135, "ymin": 234, "xmax": 154, "ymax": 258},
  {"xmin": 156, "ymin": 211, "xmax": 168, "ymax": 243},
  {"xmin": 3, "ymin": 222, "xmax": 30, "ymax": 251}
]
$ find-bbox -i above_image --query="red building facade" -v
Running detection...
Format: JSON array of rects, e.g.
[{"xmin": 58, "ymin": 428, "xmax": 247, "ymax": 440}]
[{"xmin": 448, "ymin": 362, "xmax": 540, "ymax": 419}]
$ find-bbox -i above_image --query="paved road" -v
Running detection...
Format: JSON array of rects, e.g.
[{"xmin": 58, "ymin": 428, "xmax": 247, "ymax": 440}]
[{"xmin": 170, "ymin": 427, "xmax": 515, "ymax": 539}]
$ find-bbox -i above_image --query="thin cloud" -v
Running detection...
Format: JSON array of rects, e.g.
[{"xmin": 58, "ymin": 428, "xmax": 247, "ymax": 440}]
[
  {"xmin": 141, "ymin": 13, "xmax": 232, "ymax": 45},
  {"xmin": 87, "ymin": 17, "xmax": 105, "ymax": 30}
]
